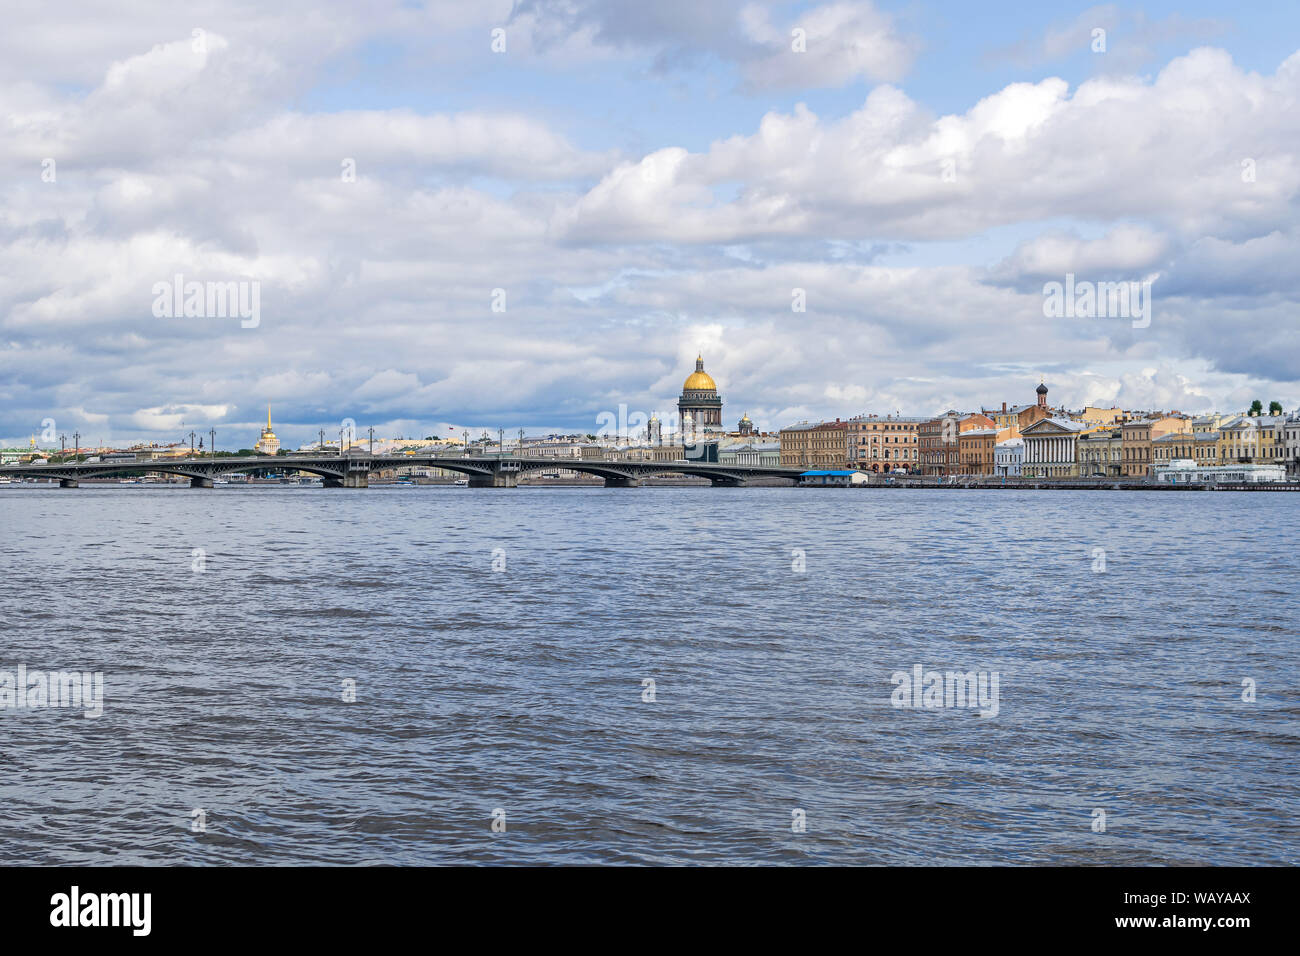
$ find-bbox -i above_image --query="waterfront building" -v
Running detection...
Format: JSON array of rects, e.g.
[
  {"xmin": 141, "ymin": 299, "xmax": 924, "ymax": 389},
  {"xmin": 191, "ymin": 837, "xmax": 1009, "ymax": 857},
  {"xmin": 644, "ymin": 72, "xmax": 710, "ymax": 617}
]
[
  {"xmin": 1195, "ymin": 431, "xmax": 1221, "ymax": 466},
  {"xmin": 1077, "ymin": 427, "xmax": 1123, "ymax": 476},
  {"xmin": 1216, "ymin": 415, "xmax": 1285, "ymax": 466},
  {"xmin": 994, "ymin": 437, "xmax": 1024, "ymax": 476},
  {"xmin": 678, "ymin": 355, "xmax": 724, "ymax": 435},
  {"xmin": 1152, "ymin": 430, "xmax": 1222, "ymax": 469},
  {"xmin": 847, "ymin": 414, "xmax": 923, "ymax": 472},
  {"xmin": 255, "ymin": 406, "xmax": 281, "ymax": 456},
  {"xmin": 797, "ymin": 470, "xmax": 870, "ymax": 487},
  {"xmin": 1155, "ymin": 460, "xmax": 1287, "ymax": 484},
  {"xmin": 918, "ymin": 414, "xmax": 955, "ymax": 475},
  {"xmin": 919, "ymin": 412, "xmax": 995, "ymax": 475},
  {"xmin": 1021, "ymin": 417, "xmax": 1087, "ymax": 477},
  {"xmin": 780, "ymin": 419, "xmax": 848, "ymax": 468},
  {"xmin": 958, "ymin": 428, "xmax": 998, "ymax": 475},
  {"xmin": 1121, "ymin": 416, "xmax": 1189, "ymax": 477}
]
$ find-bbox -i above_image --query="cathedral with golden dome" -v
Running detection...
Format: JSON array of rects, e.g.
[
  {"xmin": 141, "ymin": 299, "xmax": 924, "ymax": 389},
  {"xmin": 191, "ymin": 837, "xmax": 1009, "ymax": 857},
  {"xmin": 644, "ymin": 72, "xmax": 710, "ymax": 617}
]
[{"xmin": 678, "ymin": 355, "xmax": 724, "ymax": 434}]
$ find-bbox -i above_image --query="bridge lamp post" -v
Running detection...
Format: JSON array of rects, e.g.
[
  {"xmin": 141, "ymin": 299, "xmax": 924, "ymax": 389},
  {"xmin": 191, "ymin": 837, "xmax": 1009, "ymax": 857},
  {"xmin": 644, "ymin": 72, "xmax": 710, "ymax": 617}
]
[
  {"xmin": 368, "ymin": 427, "xmax": 374, "ymax": 456},
  {"xmin": 339, "ymin": 428, "xmax": 346, "ymax": 456},
  {"xmin": 59, "ymin": 433, "xmax": 66, "ymax": 456},
  {"xmin": 209, "ymin": 429, "xmax": 216, "ymax": 457},
  {"xmin": 498, "ymin": 428, "xmax": 504, "ymax": 458},
  {"xmin": 189, "ymin": 431, "xmax": 196, "ymax": 458},
  {"xmin": 73, "ymin": 432, "xmax": 80, "ymax": 461},
  {"xmin": 319, "ymin": 429, "xmax": 326, "ymax": 454}
]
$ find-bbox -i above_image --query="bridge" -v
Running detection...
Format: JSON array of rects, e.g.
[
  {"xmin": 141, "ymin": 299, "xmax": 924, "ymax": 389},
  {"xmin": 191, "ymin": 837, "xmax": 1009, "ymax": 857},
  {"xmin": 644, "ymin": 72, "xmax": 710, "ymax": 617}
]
[{"xmin": 0, "ymin": 453, "xmax": 804, "ymax": 488}]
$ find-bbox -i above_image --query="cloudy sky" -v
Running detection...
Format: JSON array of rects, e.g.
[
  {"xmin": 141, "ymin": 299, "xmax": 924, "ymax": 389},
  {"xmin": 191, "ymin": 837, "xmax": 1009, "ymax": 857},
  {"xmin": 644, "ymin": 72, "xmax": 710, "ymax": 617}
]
[{"xmin": 3, "ymin": 0, "xmax": 1299, "ymax": 449}]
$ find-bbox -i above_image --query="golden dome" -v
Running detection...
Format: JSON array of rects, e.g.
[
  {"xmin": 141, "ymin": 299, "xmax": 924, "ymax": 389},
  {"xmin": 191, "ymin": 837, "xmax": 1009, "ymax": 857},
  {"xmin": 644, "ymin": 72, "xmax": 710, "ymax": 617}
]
[{"xmin": 683, "ymin": 355, "xmax": 716, "ymax": 392}]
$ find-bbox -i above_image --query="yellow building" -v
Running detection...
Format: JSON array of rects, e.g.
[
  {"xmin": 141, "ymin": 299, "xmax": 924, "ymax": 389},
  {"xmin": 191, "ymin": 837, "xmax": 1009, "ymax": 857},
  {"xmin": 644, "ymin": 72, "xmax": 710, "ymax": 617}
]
[
  {"xmin": 255, "ymin": 406, "xmax": 281, "ymax": 456},
  {"xmin": 1075, "ymin": 406, "xmax": 1126, "ymax": 428},
  {"xmin": 1121, "ymin": 416, "xmax": 1190, "ymax": 477},
  {"xmin": 1077, "ymin": 427, "xmax": 1123, "ymax": 476},
  {"xmin": 780, "ymin": 420, "xmax": 849, "ymax": 468},
  {"xmin": 1217, "ymin": 415, "xmax": 1284, "ymax": 465},
  {"xmin": 847, "ymin": 414, "xmax": 924, "ymax": 472}
]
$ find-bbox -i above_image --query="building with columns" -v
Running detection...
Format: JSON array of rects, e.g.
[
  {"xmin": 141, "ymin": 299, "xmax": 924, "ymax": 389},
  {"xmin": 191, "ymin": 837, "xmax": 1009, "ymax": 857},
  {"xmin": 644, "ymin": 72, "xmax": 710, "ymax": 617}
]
[
  {"xmin": 678, "ymin": 355, "xmax": 724, "ymax": 435},
  {"xmin": 1021, "ymin": 417, "xmax": 1087, "ymax": 477}
]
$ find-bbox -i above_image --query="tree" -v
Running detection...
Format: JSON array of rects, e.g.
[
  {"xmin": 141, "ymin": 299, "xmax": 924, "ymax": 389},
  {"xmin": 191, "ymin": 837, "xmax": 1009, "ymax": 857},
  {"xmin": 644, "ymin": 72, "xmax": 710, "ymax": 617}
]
[
  {"xmin": 1249, "ymin": 399, "xmax": 1263, "ymax": 416},
  {"xmin": 1269, "ymin": 401, "xmax": 1283, "ymax": 415}
]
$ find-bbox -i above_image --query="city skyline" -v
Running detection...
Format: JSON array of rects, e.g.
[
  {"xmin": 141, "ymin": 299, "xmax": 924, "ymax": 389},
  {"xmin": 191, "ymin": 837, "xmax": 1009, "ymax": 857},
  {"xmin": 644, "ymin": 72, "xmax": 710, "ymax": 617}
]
[{"xmin": 7, "ymin": 361, "xmax": 1295, "ymax": 455}]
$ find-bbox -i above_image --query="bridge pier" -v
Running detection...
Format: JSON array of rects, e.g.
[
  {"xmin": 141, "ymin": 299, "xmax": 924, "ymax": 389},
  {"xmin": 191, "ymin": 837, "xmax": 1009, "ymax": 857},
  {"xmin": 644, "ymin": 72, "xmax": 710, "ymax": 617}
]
[
  {"xmin": 603, "ymin": 476, "xmax": 642, "ymax": 487},
  {"xmin": 709, "ymin": 477, "xmax": 746, "ymax": 487},
  {"xmin": 322, "ymin": 468, "xmax": 369, "ymax": 489},
  {"xmin": 190, "ymin": 476, "xmax": 214, "ymax": 488},
  {"xmin": 468, "ymin": 472, "xmax": 518, "ymax": 488},
  {"xmin": 323, "ymin": 473, "xmax": 369, "ymax": 488},
  {"xmin": 59, "ymin": 478, "xmax": 78, "ymax": 488}
]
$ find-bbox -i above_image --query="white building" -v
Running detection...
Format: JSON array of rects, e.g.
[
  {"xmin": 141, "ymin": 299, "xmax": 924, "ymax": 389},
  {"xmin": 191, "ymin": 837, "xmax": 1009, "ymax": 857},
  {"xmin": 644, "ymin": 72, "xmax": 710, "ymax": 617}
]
[
  {"xmin": 1155, "ymin": 459, "xmax": 1287, "ymax": 484},
  {"xmin": 1021, "ymin": 418, "xmax": 1086, "ymax": 478},
  {"xmin": 719, "ymin": 441, "xmax": 780, "ymax": 467},
  {"xmin": 994, "ymin": 438, "xmax": 1023, "ymax": 476}
]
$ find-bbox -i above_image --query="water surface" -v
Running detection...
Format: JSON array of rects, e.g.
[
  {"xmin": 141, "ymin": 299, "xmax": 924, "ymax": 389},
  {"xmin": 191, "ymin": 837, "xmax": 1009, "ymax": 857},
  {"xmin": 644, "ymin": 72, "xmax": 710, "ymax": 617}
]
[{"xmin": 1, "ymin": 486, "xmax": 1296, "ymax": 865}]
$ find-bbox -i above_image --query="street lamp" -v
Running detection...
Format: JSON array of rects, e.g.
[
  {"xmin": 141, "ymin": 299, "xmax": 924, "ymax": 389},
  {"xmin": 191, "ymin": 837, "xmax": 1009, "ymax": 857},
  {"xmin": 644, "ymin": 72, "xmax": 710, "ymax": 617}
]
[
  {"xmin": 368, "ymin": 426, "xmax": 374, "ymax": 456},
  {"xmin": 209, "ymin": 429, "xmax": 216, "ymax": 457}
]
